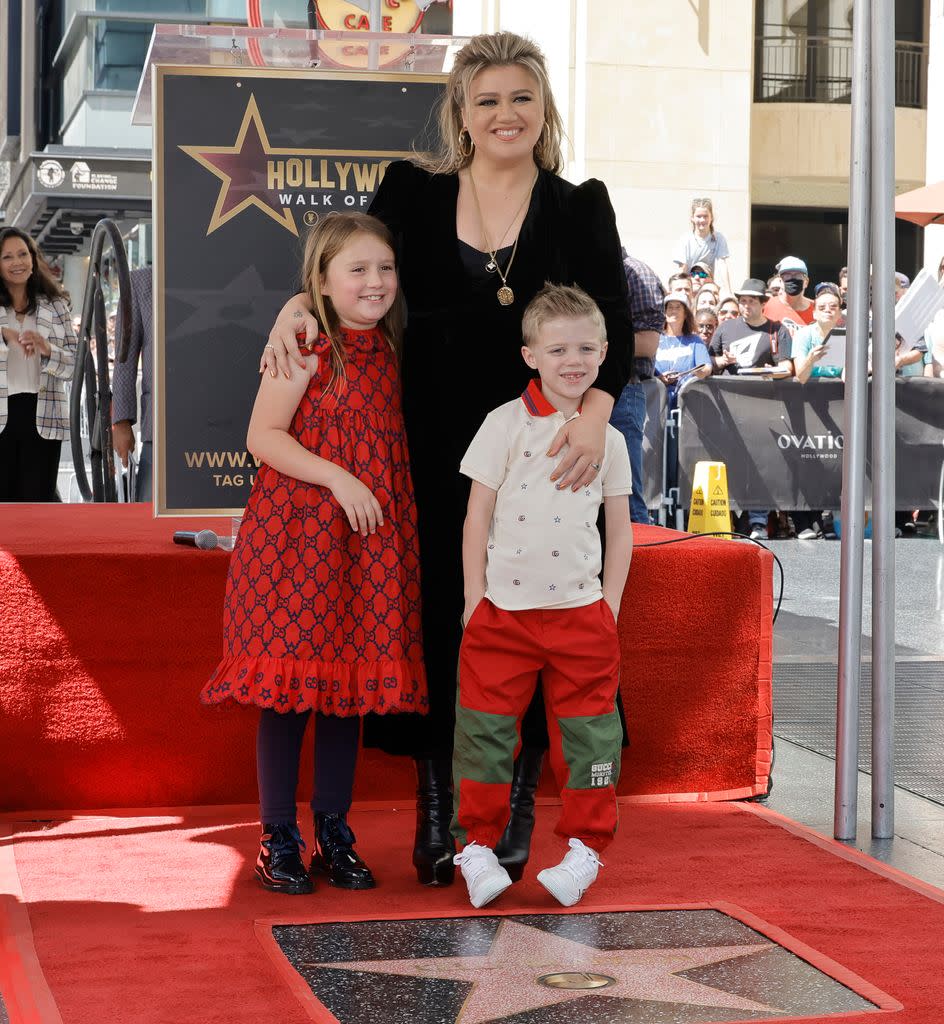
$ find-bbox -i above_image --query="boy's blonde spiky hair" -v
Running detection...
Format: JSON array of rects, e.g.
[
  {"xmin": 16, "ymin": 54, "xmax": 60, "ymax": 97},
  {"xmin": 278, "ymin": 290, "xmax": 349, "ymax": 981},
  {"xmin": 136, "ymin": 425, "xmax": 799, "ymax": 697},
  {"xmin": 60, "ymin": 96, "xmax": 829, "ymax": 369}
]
[{"xmin": 521, "ymin": 282, "xmax": 606, "ymax": 348}]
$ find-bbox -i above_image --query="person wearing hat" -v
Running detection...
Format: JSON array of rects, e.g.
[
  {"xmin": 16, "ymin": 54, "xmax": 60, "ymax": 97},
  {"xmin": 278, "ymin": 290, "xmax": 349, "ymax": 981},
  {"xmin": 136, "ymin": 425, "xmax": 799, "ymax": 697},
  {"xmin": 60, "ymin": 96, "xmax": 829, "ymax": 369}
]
[
  {"xmin": 710, "ymin": 279, "xmax": 793, "ymax": 376},
  {"xmin": 890, "ymin": 273, "xmax": 925, "ymax": 378},
  {"xmin": 894, "ymin": 271, "xmax": 910, "ymax": 303},
  {"xmin": 690, "ymin": 261, "xmax": 713, "ymax": 287},
  {"xmin": 709, "ymin": 278, "xmax": 794, "ymax": 541},
  {"xmin": 654, "ymin": 290, "xmax": 712, "ymax": 408},
  {"xmin": 763, "ymin": 256, "xmax": 814, "ymax": 334}
]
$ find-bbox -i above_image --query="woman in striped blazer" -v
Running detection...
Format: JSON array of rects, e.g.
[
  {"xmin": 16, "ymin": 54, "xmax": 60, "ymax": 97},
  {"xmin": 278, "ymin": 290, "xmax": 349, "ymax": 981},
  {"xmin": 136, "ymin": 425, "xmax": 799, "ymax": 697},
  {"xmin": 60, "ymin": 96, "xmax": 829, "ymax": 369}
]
[{"xmin": 0, "ymin": 227, "xmax": 78, "ymax": 501}]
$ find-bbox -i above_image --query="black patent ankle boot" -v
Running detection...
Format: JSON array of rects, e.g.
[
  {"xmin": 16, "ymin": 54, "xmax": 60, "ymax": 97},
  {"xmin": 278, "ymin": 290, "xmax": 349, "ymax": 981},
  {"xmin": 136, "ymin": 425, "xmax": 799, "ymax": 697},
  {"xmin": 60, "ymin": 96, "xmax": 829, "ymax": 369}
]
[
  {"xmin": 494, "ymin": 747, "xmax": 545, "ymax": 882},
  {"xmin": 312, "ymin": 813, "xmax": 376, "ymax": 890},
  {"xmin": 256, "ymin": 823, "xmax": 314, "ymax": 895},
  {"xmin": 413, "ymin": 757, "xmax": 456, "ymax": 886}
]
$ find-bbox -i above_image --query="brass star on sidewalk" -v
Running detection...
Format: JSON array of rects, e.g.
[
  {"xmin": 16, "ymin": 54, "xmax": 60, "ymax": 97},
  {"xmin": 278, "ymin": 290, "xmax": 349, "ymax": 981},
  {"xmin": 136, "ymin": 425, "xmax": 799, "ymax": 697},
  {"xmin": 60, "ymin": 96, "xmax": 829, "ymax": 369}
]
[
  {"xmin": 180, "ymin": 95, "xmax": 297, "ymax": 236},
  {"xmin": 311, "ymin": 919, "xmax": 781, "ymax": 1022}
]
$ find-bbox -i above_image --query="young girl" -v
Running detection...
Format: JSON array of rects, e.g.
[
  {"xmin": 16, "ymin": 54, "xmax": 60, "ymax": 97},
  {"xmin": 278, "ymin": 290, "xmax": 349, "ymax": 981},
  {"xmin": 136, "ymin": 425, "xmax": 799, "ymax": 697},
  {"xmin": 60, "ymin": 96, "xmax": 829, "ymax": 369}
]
[
  {"xmin": 672, "ymin": 197, "xmax": 732, "ymax": 293},
  {"xmin": 202, "ymin": 213, "xmax": 426, "ymax": 895}
]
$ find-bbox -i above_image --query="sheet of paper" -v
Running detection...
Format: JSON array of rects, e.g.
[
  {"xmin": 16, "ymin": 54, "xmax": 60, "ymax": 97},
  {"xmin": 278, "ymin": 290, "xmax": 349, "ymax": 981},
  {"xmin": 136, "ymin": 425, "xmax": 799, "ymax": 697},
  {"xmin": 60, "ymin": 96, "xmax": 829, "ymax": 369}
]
[
  {"xmin": 818, "ymin": 328, "xmax": 846, "ymax": 369},
  {"xmin": 895, "ymin": 267, "xmax": 944, "ymax": 347}
]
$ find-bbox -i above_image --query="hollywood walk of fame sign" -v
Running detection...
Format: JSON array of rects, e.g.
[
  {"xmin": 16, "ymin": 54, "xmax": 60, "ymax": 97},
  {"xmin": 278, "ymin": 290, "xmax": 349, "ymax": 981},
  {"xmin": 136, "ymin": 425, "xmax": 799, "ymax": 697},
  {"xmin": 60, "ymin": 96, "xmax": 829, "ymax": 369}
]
[
  {"xmin": 153, "ymin": 64, "xmax": 443, "ymax": 513},
  {"xmin": 265, "ymin": 908, "xmax": 889, "ymax": 1023}
]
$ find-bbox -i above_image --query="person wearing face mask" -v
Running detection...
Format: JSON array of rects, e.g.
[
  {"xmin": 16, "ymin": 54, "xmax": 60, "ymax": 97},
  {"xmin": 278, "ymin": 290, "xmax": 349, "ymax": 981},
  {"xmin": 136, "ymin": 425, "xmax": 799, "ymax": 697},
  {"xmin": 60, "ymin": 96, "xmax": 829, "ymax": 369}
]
[{"xmin": 764, "ymin": 256, "xmax": 815, "ymax": 336}]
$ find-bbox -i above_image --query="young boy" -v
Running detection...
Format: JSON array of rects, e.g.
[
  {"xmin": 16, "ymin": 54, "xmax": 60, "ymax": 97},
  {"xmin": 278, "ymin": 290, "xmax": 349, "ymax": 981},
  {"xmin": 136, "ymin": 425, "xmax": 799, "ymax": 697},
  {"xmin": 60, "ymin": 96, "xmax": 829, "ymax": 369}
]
[{"xmin": 452, "ymin": 283, "xmax": 634, "ymax": 909}]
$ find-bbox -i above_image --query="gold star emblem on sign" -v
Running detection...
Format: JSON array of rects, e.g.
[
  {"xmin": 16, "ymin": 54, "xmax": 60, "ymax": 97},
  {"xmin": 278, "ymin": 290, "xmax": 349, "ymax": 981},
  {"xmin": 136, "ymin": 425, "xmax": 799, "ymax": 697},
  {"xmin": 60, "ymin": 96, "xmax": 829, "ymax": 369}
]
[{"xmin": 179, "ymin": 94, "xmax": 297, "ymax": 236}]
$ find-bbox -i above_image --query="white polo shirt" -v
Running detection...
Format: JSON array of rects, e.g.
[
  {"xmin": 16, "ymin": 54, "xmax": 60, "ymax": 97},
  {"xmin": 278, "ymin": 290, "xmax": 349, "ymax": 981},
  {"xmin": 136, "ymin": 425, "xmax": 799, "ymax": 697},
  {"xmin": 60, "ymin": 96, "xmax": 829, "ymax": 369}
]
[{"xmin": 460, "ymin": 379, "xmax": 632, "ymax": 611}]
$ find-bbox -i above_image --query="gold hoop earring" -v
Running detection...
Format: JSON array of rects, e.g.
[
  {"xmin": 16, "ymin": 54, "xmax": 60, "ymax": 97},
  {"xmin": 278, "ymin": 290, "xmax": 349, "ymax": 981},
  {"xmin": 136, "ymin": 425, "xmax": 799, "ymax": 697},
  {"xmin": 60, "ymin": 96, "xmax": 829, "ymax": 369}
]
[{"xmin": 458, "ymin": 127, "xmax": 474, "ymax": 159}]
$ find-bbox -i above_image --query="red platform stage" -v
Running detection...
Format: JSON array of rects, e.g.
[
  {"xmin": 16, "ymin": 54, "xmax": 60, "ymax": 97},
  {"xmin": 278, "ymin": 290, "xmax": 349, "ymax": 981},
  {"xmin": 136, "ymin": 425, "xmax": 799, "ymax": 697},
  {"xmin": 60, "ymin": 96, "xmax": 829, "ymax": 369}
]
[{"xmin": 0, "ymin": 506, "xmax": 772, "ymax": 811}]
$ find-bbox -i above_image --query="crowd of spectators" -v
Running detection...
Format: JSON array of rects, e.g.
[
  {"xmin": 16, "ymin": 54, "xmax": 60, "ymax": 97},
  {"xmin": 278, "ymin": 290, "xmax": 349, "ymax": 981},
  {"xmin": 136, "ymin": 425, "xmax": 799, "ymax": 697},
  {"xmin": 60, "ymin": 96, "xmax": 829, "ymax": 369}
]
[
  {"xmin": 6, "ymin": 194, "xmax": 943, "ymax": 528},
  {"xmin": 617, "ymin": 205, "xmax": 944, "ymax": 540}
]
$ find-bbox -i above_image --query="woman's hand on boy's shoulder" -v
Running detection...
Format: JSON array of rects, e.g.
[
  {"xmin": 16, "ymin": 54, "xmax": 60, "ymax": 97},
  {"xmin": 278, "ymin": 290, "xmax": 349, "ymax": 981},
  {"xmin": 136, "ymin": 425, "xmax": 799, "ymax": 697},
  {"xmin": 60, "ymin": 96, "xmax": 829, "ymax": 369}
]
[{"xmin": 547, "ymin": 410, "xmax": 607, "ymax": 491}]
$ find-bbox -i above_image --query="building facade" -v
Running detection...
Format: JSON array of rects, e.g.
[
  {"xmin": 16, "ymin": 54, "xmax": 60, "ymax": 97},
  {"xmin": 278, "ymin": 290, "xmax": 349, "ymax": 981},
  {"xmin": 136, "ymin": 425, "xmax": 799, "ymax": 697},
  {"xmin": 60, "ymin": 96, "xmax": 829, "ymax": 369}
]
[
  {"xmin": 454, "ymin": 0, "xmax": 932, "ymax": 287},
  {"xmin": 0, "ymin": 0, "xmax": 937, "ymax": 295}
]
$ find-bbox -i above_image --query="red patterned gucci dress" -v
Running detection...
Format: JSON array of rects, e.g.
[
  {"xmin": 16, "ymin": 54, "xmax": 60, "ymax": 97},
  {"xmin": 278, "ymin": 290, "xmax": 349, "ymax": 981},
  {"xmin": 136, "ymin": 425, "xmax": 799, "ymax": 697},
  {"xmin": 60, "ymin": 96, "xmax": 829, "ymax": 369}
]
[{"xmin": 202, "ymin": 326, "xmax": 427, "ymax": 716}]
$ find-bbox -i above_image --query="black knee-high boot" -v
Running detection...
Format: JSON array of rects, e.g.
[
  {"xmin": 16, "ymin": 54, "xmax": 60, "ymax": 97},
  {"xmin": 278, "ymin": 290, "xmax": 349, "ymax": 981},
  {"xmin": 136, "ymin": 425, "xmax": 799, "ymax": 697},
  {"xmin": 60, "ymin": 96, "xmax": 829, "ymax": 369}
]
[
  {"xmin": 413, "ymin": 757, "xmax": 456, "ymax": 886},
  {"xmin": 494, "ymin": 746, "xmax": 545, "ymax": 882}
]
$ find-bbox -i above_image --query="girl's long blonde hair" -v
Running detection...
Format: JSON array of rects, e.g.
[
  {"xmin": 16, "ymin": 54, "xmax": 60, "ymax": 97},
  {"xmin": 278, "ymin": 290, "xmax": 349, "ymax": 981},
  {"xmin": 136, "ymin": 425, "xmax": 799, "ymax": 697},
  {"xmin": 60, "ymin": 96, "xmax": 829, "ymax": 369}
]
[
  {"xmin": 414, "ymin": 31, "xmax": 564, "ymax": 175},
  {"xmin": 299, "ymin": 213, "xmax": 405, "ymax": 393}
]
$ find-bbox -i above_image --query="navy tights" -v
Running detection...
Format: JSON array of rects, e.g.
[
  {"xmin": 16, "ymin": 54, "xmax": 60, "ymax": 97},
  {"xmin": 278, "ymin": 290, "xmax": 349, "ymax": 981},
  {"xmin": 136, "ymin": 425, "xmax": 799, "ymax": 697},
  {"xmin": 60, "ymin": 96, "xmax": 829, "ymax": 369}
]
[{"xmin": 256, "ymin": 709, "xmax": 360, "ymax": 825}]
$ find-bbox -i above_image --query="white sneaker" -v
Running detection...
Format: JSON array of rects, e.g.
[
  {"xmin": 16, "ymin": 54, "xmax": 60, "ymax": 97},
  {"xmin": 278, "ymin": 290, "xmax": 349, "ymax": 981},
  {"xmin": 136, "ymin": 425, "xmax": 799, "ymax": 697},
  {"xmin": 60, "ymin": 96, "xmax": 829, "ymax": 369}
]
[
  {"xmin": 454, "ymin": 843, "xmax": 513, "ymax": 908},
  {"xmin": 537, "ymin": 838, "xmax": 602, "ymax": 907}
]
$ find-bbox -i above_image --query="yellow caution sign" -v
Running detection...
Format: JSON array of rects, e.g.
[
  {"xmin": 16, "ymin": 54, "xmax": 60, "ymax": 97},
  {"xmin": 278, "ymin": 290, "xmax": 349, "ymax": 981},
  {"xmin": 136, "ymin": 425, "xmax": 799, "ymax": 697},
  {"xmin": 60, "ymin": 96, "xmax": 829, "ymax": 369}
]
[{"xmin": 687, "ymin": 461, "xmax": 731, "ymax": 537}]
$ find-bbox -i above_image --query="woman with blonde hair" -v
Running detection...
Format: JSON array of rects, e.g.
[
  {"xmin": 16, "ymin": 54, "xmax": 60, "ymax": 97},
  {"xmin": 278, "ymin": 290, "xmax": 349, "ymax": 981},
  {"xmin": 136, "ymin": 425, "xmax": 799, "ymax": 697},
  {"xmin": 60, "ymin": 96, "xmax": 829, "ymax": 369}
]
[{"xmin": 263, "ymin": 31, "xmax": 632, "ymax": 888}]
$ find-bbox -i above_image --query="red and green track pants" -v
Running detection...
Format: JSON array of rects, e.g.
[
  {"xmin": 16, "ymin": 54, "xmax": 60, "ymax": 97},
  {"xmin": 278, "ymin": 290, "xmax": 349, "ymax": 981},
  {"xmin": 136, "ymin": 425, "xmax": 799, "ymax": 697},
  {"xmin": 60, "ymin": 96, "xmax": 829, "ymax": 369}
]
[{"xmin": 451, "ymin": 598, "xmax": 622, "ymax": 853}]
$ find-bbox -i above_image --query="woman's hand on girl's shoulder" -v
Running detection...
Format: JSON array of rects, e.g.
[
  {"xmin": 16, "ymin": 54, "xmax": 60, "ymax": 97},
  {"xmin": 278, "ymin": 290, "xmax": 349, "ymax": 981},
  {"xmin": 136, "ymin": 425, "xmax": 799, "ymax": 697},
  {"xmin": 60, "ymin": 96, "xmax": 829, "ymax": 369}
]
[{"xmin": 261, "ymin": 300, "xmax": 319, "ymax": 379}]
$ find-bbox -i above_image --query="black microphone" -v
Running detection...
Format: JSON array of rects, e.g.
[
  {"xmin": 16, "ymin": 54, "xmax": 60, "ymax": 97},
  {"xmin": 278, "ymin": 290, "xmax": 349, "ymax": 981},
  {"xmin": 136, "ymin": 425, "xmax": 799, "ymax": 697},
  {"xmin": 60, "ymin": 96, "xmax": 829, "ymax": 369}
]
[{"xmin": 173, "ymin": 529, "xmax": 219, "ymax": 550}]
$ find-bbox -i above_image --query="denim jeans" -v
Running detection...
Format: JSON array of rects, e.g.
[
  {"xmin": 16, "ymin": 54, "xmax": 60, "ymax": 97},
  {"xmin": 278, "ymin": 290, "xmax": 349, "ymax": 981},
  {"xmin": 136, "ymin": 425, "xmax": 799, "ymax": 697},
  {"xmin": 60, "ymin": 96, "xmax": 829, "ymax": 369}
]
[
  {"xmin": 748, "ymin": 509, "xmax": 769, "ymax": 528},
  {"xmin": 609, "ymin": 381, "xmax": 651, "ymax": 524}
]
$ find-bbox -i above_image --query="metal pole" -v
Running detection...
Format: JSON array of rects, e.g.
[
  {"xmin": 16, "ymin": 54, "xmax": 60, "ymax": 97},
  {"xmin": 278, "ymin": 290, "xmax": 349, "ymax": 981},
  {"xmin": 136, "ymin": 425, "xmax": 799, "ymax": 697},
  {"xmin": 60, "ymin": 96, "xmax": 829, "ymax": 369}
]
[
  {"xmin": 870, "ymin": 0, "xmax": 896, "ymax": 839},
  {"xmin": 368, "ymin": 0, "xmax": 382, "ymax": 69},
  {"xmin": 834, "ymin": 0, "xmax": 872, "ymax": 842}
]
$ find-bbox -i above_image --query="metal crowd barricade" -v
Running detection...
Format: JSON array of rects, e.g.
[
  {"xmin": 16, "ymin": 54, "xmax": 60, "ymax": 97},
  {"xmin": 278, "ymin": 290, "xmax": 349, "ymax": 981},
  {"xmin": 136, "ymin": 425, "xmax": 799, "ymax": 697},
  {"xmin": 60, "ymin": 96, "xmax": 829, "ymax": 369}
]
[
  {"xmin": 69, "ymin": 218, "xmax": 132, "ymax": 502},
  {"xmin": 671, "ymin": 377, "xmax": 944, "ymax": 514},
  {"xmin": 640, "ymin": 377, "xmax": 668, "ymax": 522}
]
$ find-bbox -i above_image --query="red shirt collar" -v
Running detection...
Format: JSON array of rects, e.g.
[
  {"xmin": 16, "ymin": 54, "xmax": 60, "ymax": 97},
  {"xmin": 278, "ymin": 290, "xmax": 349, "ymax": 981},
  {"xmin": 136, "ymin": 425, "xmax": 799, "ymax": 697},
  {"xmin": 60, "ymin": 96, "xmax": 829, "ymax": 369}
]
[
  {"xmin": 520, "ymin": 378, "xmax": 582, "ymax": 418},
  {"xmin": 521, "ymin": 378, "xmax": 558, "ymax": 417}
]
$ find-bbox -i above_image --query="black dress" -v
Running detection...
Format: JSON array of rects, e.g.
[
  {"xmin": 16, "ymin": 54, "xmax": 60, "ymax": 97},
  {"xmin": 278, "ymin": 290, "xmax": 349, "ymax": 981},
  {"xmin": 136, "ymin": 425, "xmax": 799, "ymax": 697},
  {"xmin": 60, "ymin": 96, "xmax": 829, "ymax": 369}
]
[{"xmin": 362, "ymin": 161, "xmax": 633, "ymax": 755}]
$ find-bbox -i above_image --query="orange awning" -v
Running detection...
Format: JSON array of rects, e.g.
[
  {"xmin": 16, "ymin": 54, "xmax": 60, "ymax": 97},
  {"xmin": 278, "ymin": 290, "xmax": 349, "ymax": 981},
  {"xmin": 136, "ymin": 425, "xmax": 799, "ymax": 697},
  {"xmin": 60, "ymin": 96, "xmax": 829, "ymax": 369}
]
[{"xmin": 895, "ymin": 180, "xmax": 944, "ymax": 227}]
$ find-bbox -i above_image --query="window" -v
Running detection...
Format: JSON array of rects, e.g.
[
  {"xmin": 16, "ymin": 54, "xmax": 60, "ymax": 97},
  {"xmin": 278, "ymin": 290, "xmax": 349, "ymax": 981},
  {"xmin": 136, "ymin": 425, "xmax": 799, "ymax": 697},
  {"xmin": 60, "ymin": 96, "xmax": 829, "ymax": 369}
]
[
  {"xmin": 754, "ymin": 0, "xmax": 927, "ymax": 109},
  {"xmin": 93, "ymin": 20, "xmax": 152, "ymax": 91}
]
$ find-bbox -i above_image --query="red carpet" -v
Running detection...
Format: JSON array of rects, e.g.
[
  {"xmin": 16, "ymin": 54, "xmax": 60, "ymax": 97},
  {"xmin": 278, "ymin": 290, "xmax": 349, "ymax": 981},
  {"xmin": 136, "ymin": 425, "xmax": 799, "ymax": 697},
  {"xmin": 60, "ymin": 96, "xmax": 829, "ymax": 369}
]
[
  {"xmin": 3, "ymin": 800, "xmax": 943, "ymax": 1023},
  {"xmin": 0, "ymin": 506, "xmax": 772, "ymax": 810}
]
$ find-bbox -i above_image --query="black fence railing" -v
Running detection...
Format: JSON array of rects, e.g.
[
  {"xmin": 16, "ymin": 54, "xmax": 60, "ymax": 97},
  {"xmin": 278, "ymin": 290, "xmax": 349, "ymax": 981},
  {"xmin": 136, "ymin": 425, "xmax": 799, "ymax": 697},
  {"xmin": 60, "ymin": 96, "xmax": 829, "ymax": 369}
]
[{"xmin": 755, "ymin": 36, "xmax": 926, "ymax": 109}]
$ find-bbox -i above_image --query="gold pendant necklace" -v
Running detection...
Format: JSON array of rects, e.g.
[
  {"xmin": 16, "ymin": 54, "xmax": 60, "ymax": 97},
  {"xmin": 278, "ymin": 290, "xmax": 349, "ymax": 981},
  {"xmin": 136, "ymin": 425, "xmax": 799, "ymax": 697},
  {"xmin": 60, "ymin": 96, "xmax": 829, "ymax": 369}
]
[{"xmin": 468, "ymin": 167, "xmax": 538, "ymax": 306}]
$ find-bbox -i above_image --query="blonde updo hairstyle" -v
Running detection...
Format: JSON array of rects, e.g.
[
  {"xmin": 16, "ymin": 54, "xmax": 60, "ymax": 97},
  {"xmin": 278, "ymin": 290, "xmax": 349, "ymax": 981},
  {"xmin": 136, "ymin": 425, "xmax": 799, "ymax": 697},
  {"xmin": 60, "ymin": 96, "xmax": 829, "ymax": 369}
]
[
  {"xmin": 300, "ymin": 212, "xmax": 405, "ymax": 393},
  {"xmin": 416, "ymin": 31, "xmax": 564, "ymax": 175}
]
